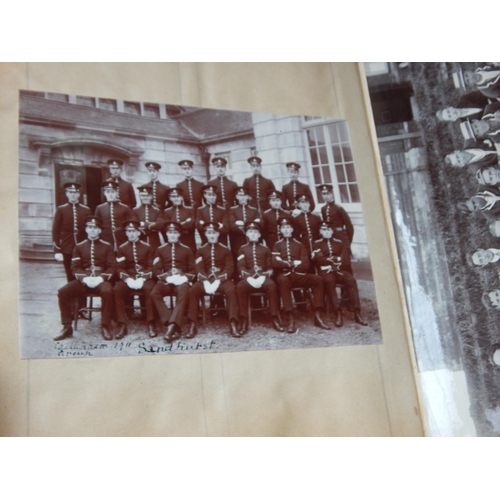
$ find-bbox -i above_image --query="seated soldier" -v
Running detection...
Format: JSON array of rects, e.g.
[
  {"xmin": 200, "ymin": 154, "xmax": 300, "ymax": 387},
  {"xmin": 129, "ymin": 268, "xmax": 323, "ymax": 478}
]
[
  {"xmin": 229, "ymin": 186, "xmax": 261, "ymax": 262},
  {"xmin": 456, "ymin": 192, "xmax": 500, "ymax": 222},
  {"xmin": 163, "ymin": 187, "xmax": 195, "ymax": 250},
  {"xmin": 482, "ymin": 289, "xmax": 500, "ymax": 310},
  {"xmin": 262, "ymin": 190, "xmax": 289, "ymax": 249},
  {"xmin": 476, "ymin": 166, "xmax": 500, "ymax": 188},
  {"xmin": 467, "ymin": 248, "xmax": 500, "ymax": 267},
  {"xmin": 236, "ymin": 221, "xmax": 283, "ymax": 335},
  {"xmin": 55, "ymin": 216, "xmax": 115, "ymax": 341},
  {"xmin": 151, "ymin": 222, "xmax": 196, "ymax": 343},
  {"xmin": 272, "ymin": 217, "xmax": 330, "ymax": 334},
  {"xmin": 133, "ymin": 185, "xmax": 164, "ymax": 251},
  {"xmin": 114, "ymin": 220, "xmax": 157, "ymax": 340},
  {"xmin": 435, "ymin": 91, "xmax": 488, "ymax": 123},
  {"xmin": 196, "ymin": 185, "xmax": 229, "ymax": 246},
  {"xmin": 312, "ymin": 221, "xmax": 367, "ymax": 327},
  {"xmin": 186, "ymin": 223, "xmax": 240, "ymax": 338},
  {"xmin": 445, "ymin": 143, "xmax": 498, "ymax": 171},
  {"xmin": 293, "ymin": 193, "xmax": 322, "ymax": 260}
]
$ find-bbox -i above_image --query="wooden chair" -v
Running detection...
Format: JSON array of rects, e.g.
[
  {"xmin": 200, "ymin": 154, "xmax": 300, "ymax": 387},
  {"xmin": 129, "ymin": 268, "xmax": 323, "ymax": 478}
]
[{"xmin": 73, "ymin": 293, "xmax": 101, "ymax": 330}]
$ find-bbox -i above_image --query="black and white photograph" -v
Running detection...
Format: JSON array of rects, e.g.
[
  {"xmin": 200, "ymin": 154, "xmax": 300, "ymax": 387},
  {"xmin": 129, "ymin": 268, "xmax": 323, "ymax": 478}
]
[
  {"xmin": 365, "ymin": 62, "xmax": 500, "ymax": 436},
  {"xmin": 18, "ymin": 89, "xmax": 381, "ymax": 360}
]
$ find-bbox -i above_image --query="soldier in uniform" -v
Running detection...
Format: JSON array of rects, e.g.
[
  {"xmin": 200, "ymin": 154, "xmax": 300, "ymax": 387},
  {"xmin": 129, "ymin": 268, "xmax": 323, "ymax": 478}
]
[
  {"xmin": 144, "ymin": 161, "xmax": 170, "ymax": 210},
  {"xmin": 52, "ymin": 182, "xmax": 92, "ymax": 282},
  {"xmin": 196, "ymin": 185, "xmax": 229, "ymax": 246},
  {"xmin": 103, "ymin": 159, "xmax": 137, "ymax": 209},
  {"xmin": 262, "ymin": 190, "xmax": 289, "ymax": 249},
  {"xmin": 236, "ymin": 221, "xmax": 284, "ymax": 335},
  {"xmin": 229, "ymin": 186, "xmax": 261, "ymax": 262},
  {"xmin": 186, "ymin": 223, "xmax": 240, "ymax": 338},
  {"xmin": 151, "ymin": 222, "xmax": 196, "ymax": 342},
  {"xmin": 243, "ymin": 156, "xmax": 276, "ymax": 216},
  {"xmin": 319, "ymin": 184, "xmax": 354, "ymax": 251},
  {"xmin": 312, "ymin": 221, "xmax": 367, "ymax": 327},
  {"xmin": 55, "ymin": 216, "xmax": 115, "ymax": 341},
  {"xmin": 114, "ymin": 220, "xmax": 157, "ymax": 339},
  {"xmin": 282, "ymin": 162, "xmax": 315, "ymax": 213},
  {"xmin": 207, "ymin": 157, "xmax": 238, "ymax": 211},
  {"xmin": 94, "ymin": 180, "xmax": 134, "ymax": 251},
  {"xmin": 272, "ymin": 217, "xmax": 330, "ymax": 333},
  {"xmin": 176, "ymin": 159, "xmax": 204, "ymax": 211},
  {"xmin": 163, "ymin": 187, "xmax": 196, "ymax": 250},
  {"xmin": 293, "ymin": 193, "xmax": 323, "ymax": 259},
  {"xmin": 133, "ymin": 185, "xmax": 165, "ymax": 251}
]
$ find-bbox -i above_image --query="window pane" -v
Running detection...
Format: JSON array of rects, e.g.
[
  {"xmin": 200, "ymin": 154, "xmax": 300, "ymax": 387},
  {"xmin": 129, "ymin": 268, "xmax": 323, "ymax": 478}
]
[
  {"xmin": 349, "ymin": 184, "xmax": 360, "ymax": 203},
  {"xmin": 314, "ymin": 126, "xmax": 325, "ymax": 145},
  {"xmin": 335, "ymin": 164, "xmax": 346, "ymax": 183},
  {"xmin": 319, "ymin": 146, "xmax": 328, "ymax": 165},
  {"xmin": 332, "ymin": 145, "xmax": 342, "ymax": 163},
  {"xmin": 124, "ymin": 101, "xmax": 141, "ymax": 115},
  {"xmin": 322, "ymin": 166, "xmax": 332, "ymax": 184},
  {"xmin": 47, "ymin": 93, "xmax": 68, "ymax": 102},
  {"xmin": 312, "ymin": 167, "xmax": 322, "ymax": 184},
  {"xmin": 338, "ymin": 121, "xmax": 349, "ymax": 142},
  {"xmin": 343, "ymin": 146, "xmax": 353, "ymax": 162},
  {"xmin": 144, "ymin": 104, "xmax": 160, "ymax": 118},
  {"xmin": 76, "ymin": 96, "xmax": 95, "ymax": 107},
  {"xmin": 339, "ymin": 185, "xmax": 349, "ymax": 203},
  {"xmin": 99, "ymin": 98, "xmax": 116, "ymax": 111},
  {"xmin": 310, "ymin": 148, "xmax": 319, "ymax": 165},
  {"xmin": 328, "ymin": 123, "xmax": 339, "ymax": 143},
  {"xmin": 346, "ymin": 163, "xmax": 357, "ymax": 182}
]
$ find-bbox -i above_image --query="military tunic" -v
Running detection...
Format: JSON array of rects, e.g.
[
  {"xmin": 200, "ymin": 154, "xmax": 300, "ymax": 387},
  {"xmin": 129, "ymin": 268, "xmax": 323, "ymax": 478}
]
[
  {"xmin": 114, "ymin": 239, "xmax": 156, "ymax": 324},
  {"xmin": 176, "ymin": 177, "xmax": 205, "ymax": 211},
  {"xmin": 151, "ymin": 242, "xmax": 196, "ymax": 328},
  {"xmin": 321, "ymin": 202, "xmax": 354, "ymax": 248},
  {"xmin": 236, "ymin": 242, "xmax": 280, "ymax": 319},
  {"xmin": 229, "ymin": 204, "xmax": 261, "ymax": 258},
  {"xmin": 243, "ymin": 174, "xmax": 276, "ymax": 215},
  {"xmin": 52, "ymin": 202, "xmax": 92, "ymax": 281},
  {"xmin": 94, "ymin": 201, "xmax": 134, "ymax": 251},
  {"xmin": 207, "ymin": 176, "xmax": 238, "ymax": 211},
  {"xmin": 187, "ymin": 242, "xmax": 238, "ymax": 323},
  {"xmin": 163, "ymin": 205, "xmax": 196, "ymax": 250},
  {"xmin": 261, "ymin": 207, "xmax": 289, "ymax": 249},
  {"xmin": 195, "ymin": 204, "xmax": 229, "ymax": 246},
  {"xmin": 57, "ymin": 238, "xmax": 115, "ymax": 327},
  {"xmin": 282, "ymin": 181, "xmax": 315, "ymax": 212},
  {"xmin": 293, "ymin": 211, "xmax": 323, "ymax": 256},
  {"xmin": 143, "ymin": 180, "xmax": 170, "ymax": 211},
  {"xmin": 102, "ymin": 176, "xmax": 137, "ymax": 209},
  {"xmin": 132, "ymin": 204, "xmax": 165, "ymax": 251}
]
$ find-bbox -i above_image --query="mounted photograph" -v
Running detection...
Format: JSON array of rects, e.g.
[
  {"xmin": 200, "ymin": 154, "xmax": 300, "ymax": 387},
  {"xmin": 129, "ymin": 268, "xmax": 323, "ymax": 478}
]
[{"xmin": 18, "ymin": 89, "xmax": 381, "ymax": 359}]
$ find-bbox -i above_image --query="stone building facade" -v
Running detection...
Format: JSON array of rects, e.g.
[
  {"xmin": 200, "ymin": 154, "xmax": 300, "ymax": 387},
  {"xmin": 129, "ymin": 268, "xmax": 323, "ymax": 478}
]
[{"xmin": 19, "ymin": 91, "xmax": 368, "ymax": 260}]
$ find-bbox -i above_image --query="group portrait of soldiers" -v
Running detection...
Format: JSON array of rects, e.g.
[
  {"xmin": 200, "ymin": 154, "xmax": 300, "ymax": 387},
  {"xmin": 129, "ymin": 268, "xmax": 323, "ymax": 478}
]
[{"xmin": 52, "ymin": 155, "xmax": 368, "ymax": 345}]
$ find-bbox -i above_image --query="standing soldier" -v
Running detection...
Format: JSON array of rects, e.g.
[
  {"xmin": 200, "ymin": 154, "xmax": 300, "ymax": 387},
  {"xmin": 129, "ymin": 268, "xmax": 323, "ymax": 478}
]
[
  {"xmin": 236, "ymin": 221, "xmax": 284, "ymax": 335},
  {"xmin": 229, "ymin": 186, "xmax": 261, "ymax": 262},
  {"xmin": 312, "ymin": 221, "xmax": 367, "ymax": 327},
  {"xmin": 144, "ymin": 161, "xmax": 170, "ymax": 210},
  {"xmin": 176, "ymin": 159, "xmax": 204, "ymax": 211},
  {"xmin": 151, "ymin": 222, "xmax": 196, "ymax": 343},
  {"xmin": 319, "ymin": 184, "xmax": 354, "ymax": 250},
  {"xmin": 186, "ymin": 223, "xmax": 240, "ymax": 338},
  {"xmin": 103, "ymin": 159, "xmax": 137, "ymax": 209},
  {"xmin": 114, "ymin": 220, "xmax": 157, "ymax": 340},
  {"xmin": 262, "ymin": 190, "xmax": 289, "ymax": 249},
  {"xmin": 94, "ymin": 180, "xmax": 134, "ymax": 251},
  {"xmin": 196, "ymin": 185, "xmax": 229, "ymax": 246},
  {"xmin": 272, "ymin": 217, "xmax": 330, "ymax": 333},
  {"xmin": 133, "ymin": 185, "xmax": 164, "ymax": 251},
  {"xmin": 282, "ymin": 162, "xmax": 315, "ymax": 213},
  {"xmin": 52, "ymin": 182, "xmax": 92, "ymax": 282},
  {"xmin": 163, "ymin": 187, "xmax": 196, "ymax": 250},
  {"xmin": 293, "ymin": 193, "xmax": 323, "ymax": 259},
  {"xmin": 207, "ymin": 157, "xmax": 238, "ymax": 211},
  {"xmin": 243, "ymin": 156, "xmax": 276, "ymax": 216},
  {"xmin": 55, "ymin": 216, "xmax": 115, "ymax": 341}
]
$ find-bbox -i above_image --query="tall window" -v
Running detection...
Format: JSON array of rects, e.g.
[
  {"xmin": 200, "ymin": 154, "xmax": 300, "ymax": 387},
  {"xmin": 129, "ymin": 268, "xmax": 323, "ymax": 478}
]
[{"xmin": 305, "ymin": 120, "xmax": 360, "ymax": 208}]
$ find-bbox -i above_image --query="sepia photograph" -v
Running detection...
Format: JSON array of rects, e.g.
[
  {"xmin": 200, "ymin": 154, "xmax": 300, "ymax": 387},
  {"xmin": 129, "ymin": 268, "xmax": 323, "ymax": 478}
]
[{"xmin": 19, "ymin": 89, "xmax": 381, "ymax": 359}]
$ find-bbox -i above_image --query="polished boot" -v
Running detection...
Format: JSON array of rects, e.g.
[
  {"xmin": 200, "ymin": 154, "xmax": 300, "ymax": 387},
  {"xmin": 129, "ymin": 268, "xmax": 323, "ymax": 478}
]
[
  {"xmin": 239, "ymin": 317, "xmax": 248, "ymax": 336},
  {"xmin": 102, "ymin": 325, "xmax": 113, "ymax": 340},
  {"xmin": 185, "ymin": 320, "xmax": 198, "ymax": 339},
  {"xmin": 354, "ymin": 309, "xmax": 368, "ymax": 326},
  {"xmin": 286, "ymin": 312, "xmax": 296, "ymax": 334},
  {"xmin": 115, "ymin": 323, "xmax": 127, "ymax": 340},
  {"xmin": 54, "ymin": 324, "xmax": 73, "ymax": 341},
  {"xmin": 334, "ymin": 309, "xmax": 343, "ymax": 327},
  {"xmin": 148, "ymin": 322, "xmax": 158, "ymax": 338},
  {"xmin": 272, "ymin": 316, "xmax": 284, "ymax": 332},
  {"xmin": 229, "ymin": 319, "xmax": 242, "ymax": 338},
  {"xmin": 314, "ymin": 311, "xmax": 331, "ymax": 330},
  {"xmin": 164, "ymin": 323, "xmax": 177, "ymax": 343}
]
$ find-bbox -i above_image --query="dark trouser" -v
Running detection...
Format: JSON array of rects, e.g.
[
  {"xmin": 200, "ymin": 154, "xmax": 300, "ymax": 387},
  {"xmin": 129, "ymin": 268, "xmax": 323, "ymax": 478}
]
[
  {"xmin": 321, "ymin": 271, "xmax": 360, "ymax": 311},
  {"xmin": 277, "ymin": 273, "xmax": 324, "ymax": 313},
  {"xmin": 114, "ymin": 279, "xmax": 156, "ymax": 324},
  {"xmin": 151, "ymin": 282, "xmax": 190, "ymax": 328},
  {"xmin": 62, "ymin": 253, "xmax": 74, "ymax": 282},
  {"xmin": 58, "ymin": 279, "xmax": 113, "ymax": 326},
  {"xmin": 236, "ymin": 278, "xmax": 280, "ymax": 319},
  {"xmin": 187, "ymin": 280, "xmax": 238, "ymax": 323}
]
